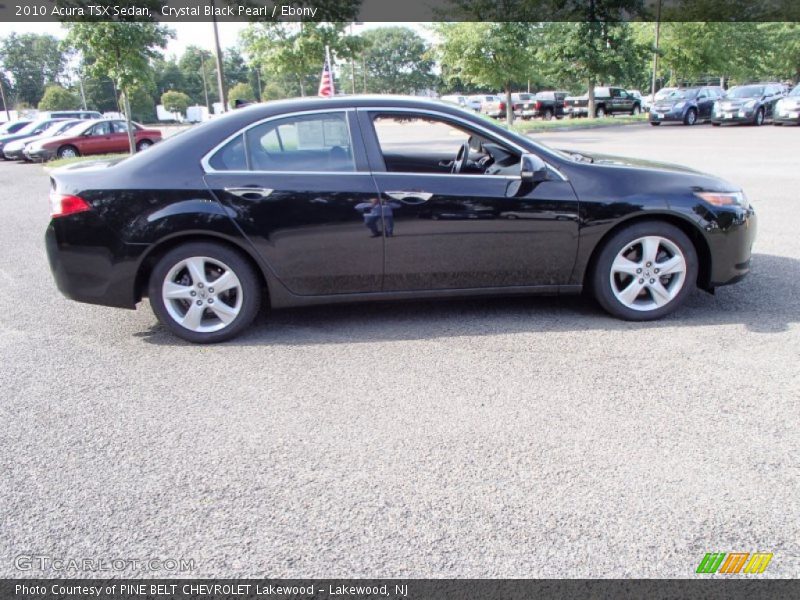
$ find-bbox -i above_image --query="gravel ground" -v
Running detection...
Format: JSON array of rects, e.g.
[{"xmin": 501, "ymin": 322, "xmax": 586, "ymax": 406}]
[{"xmin": 0, "ymin": 122, "xmax": 798, "ymax": 579}]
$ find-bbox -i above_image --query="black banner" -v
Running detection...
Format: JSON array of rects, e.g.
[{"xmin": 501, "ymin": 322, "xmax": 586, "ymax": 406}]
[
  {"xmin": 2, "ymin": 0, "xmax": 800, "ymax": 22},
  {"xmin": 2, "ymin": 579, "xmax": 800, "ymax": 600}
]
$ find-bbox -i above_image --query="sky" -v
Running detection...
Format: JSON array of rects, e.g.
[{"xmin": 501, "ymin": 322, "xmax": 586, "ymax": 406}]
[{"xmin": 0, "ymin": 22, "xmax": 433, "ymax": 58}]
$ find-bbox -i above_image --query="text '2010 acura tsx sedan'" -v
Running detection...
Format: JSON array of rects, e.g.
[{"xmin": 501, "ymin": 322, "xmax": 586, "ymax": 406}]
[{"xmin": 45, "ymin": 96, "xmax": 756, "ymax": 343}]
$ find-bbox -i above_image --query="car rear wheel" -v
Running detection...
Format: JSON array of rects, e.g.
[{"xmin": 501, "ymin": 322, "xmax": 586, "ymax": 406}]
[
  {"xmin": 136, "ymin": 139, "xmax": 153, "ymax": 151},
  {"xmin": 754, "ymin": 108, "xmax": 764, "ymax": 126},
  {"xmin": 148, "ymin": 242, "xmax": 262, "ymax": 343},
  {"xmin": 684, "ymin": 108, "xmax": 697, "ymax": 126},
  {"xmin": 650, "ymin": 121, "xmax": 661, "ymax": 126},
  {"xmin": 57, "ymin": 145, "xmax": 79, "ymax": 159},
  {"xmin": 543, "ymin": 109, "xmax": 554, "ymax": 120},
  {"xmin": 592, "ymin": 222, "xmax": 698, "ymax": 321}
]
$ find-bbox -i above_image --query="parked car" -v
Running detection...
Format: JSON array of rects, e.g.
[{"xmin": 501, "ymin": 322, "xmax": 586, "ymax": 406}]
[
  {"xmin": 440, "ymin": 94, "xmax": 469, "ymax": 109},
  {"xmin": 45, "ymin": 95, "xmax": 756, "ymax": 342},
  {"xmin": 39, "ymin": 110, "xmax": 103, "ymax": 120},
  {"xmin": 480, "ymin": 95, "xmax": 506, "ymax": 118},
  {"xmin": 642, "ymin": 87, "xmax": 677, "ymax": 112},
  {"xmin": 466, "ymin": 94, "xmax": 493, "ymax": 112},
  {"xmin": 24, "ymin": 119, "xmax": 162, "ymax": 161},
  {"xmin": 772, "ymin": 84, "xmax": 800, "ymax": 125},
  {"xmin": 0, "ymin": 118, "xmax": 71, "ymax": 159},
  {"xmin": 1, "ymin": 119, "xmax": 82, "ymax": 160},
  {"xmin": 0, "ymin": 119, "xmax": 32, "ymax": 135},
  {"xmin": 528, "ymin": 91, "xmax": 569, "ymax": 120},
  {"xmin": 510, "ymin": 93, "xmax": 535, "ymax": 118},
  {"xmin": 564, "ymin": 87, "xmax": 642, "ymax": 118},
  {"xmin": 711, "ymin": 83, "xmax": 786, "ymax": 126},
  {"xmin": 649, "ymin": 86, "xmax": 725, "ymax": 125}
]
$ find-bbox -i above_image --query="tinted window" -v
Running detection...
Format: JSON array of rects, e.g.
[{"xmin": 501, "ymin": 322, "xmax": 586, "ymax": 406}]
[
  {"xmin": 208, "ymin": 134, "xmax": 247, "ymax": 171},
  {"xmin": 244, "ymin": 112, "xmax": 353, "ymax": 172}
]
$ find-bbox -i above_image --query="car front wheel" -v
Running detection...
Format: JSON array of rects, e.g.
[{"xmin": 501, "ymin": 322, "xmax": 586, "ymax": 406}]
[
  {"xmin": 592, "ymin": 222, "xmax": 698, "ymax": 321},
  {"xmin": 137, "ymin": 140, "xmax": 153, "ymax": 151},
  {"xmin": 754, "ymin": 108, "xmax": 764, "ymax": 126},
  {"xmin": 57, "ymin": 145, "xmax": 79, "ymax": 159},
  {"xmin": 148, "ymin": 242, "xmax": 262, "ymax": 343}
]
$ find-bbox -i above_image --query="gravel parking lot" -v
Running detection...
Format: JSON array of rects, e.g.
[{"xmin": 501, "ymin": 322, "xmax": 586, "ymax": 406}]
[{"xmin": 1, "ymin": 123, "xmax": 798, "ymax": 578}]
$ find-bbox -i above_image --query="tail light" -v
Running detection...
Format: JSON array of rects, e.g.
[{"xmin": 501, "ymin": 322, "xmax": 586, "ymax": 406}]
[
  {"xmin": 564, "ymin": 100, "xmax": 568, "ymax": 107},
  {"xmin": 535, "ymin": 101, "xmax": 542, "ymax": 110},
  {"xmin": 499, "ymin": 102, "xmax": 506, "ymax": 111},
  {"xmin": 50, "ymin": 191, "xmax": 91, "ymax": 218}
]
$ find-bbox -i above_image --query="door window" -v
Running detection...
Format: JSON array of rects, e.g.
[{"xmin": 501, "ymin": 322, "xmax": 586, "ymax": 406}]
[
  {"xmin": 91, "ymin": 122, "xmax": 112, "ymax": 136},
  {"xmin": 113, "ymin": 121, "xmax": 130, "ymax": 133}
]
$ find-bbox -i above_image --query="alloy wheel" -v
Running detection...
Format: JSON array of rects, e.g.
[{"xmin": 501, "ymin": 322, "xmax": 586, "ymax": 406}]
[
  {"xmin": 609, "ymin": 236, "xmax": 687, "ymax": 312},
  {"xmin": 59, "ymin": 147, "xmax": 77, "ymax": 159},
  {"xmin": 162, "ymin": 256, "xmax": 243, "ymax": 333}
]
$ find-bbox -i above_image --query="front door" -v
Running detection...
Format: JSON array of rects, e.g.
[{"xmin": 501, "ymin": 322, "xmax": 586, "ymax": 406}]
[
  {"xmin": 78, "ymin": 121, "xmax": 114, "ymax": 155},
  {"xmin": 204, "ymin": 109, "xmax": 383, "ymax": 296},
  {"xmin": 359, "ymin": 110, "xmax": 579, "ymax": 291}
]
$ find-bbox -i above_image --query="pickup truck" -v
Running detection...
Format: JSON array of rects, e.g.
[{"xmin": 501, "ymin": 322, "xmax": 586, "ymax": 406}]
[{"xmin": 564, "ymin": 86, "xmax": 642, "ymax": 118}]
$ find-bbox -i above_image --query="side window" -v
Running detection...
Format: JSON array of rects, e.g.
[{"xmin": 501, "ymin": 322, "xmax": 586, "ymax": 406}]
[
  {"xmin": 113, "ymin": 121, "xmax": 129, "ymax": 134},
  {"xmin": 91, "ymin": 122, "xmax": 112, "ymax": 136},
  {"xmin": 245, "ymin": 112, "xmax": 354, "ymax": 172},
  {"xmin": 208, "ymin": 134, "xmax": 247, "ymax": 171}
]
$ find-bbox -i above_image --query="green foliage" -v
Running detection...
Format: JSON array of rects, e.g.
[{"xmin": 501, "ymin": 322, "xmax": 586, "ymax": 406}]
[
  {"xmin": 178, "ymin": 46, "xmax": 217, "ymax": 106},
  {"xmin": 38, "ymin": 85, "xmax": 80, "ymax": 111},
  {"xmin": 126, "ymin": 86, "xmax": 156, "ymax": 123},
  {"xmin": 345, "ymin": 27, "xmax": 435, "ymax": 95},
  {"xmin": 0, "ymin": 33, "xmax": 66, "ymax": 106},
  {"xmin": 228, "ymin": 82, "xmax": 256, "ymax": 106},
  {"xmin": 160, "ymin": 90, "xmax": 191, "ymax": 115}
]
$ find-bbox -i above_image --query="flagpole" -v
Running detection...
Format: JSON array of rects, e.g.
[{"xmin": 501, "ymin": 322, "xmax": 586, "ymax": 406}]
[{"xmin": 326, "ymin": 45, "xmax": 333, "ymax": 95}]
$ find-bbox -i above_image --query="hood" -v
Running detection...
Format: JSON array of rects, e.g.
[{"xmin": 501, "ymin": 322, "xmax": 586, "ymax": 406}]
[
  {"xmin": 779, "ymin": 96, "xmax": 800, "ymax": 107},
  {"xmin": 718, "ymin": 97, "xmax": 758, "ymax": 108},
  {"xmin": 560, "ymin": 149, "xmax": 703, "ymax": 175}
]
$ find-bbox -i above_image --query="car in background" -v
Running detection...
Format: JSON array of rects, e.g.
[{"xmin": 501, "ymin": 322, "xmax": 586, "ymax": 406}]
[
  {"xmin": 480, "ymin": 95, "xmax": 506, "ymax": 118},
  {"xmin": 0, "ymin": 119, "xmax": 32, "ymax": 135},
  {"xmin": 1, "ymin": 119, "xmax": 82, "ymax": 160},
  {"xmin": 440, "ymin": 94, "xmax": 469, "ymax": 109},
  {"xmin": 773, "ymin": 84, "xmax": 800, "ymax": 125},
  {"xmin": 641, "ymin": 87, "xmax": 677, "ymax": 112},
  {"xmin": 649, "ymin": 86, "xmax": 724, "ymax": 126},
  {"xmin": 528, "ymin": 91, "xmax": 569, "ymax": 120},
  {"xmin": 510, "ymin": 93, "xmax": 535, "ymax": 118},
  {"xmin": 39, "ymin": 110, "xmax": 102, "ymax": 120},
  {"xmin": 467, "ymin": 95, "xmax": 494, "ymax": 112},
  {"xmin": 711, "ymin": 83, "xmax": 786, "ymax": 126},
  {"xmin": 0, "ymin": 118, "xmax": 72, "ymax": 159},
  {"xmin": 24, "ymin": 119, "xmax": 162, "ymax": 161},
  {"xmin": 564, "ymin": 87, "xmax": 642, "ymax": 118}
]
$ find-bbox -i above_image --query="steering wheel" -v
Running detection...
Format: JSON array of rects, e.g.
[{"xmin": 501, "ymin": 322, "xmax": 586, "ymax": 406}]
[{"xmin": 451, "ymin": 142, "xmax": 470, "ymax": 174}]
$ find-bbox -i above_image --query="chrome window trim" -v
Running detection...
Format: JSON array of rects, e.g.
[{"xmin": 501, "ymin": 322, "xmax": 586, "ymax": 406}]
[
  {"xmin": 201, "ymin": 108, "xmax": 363, "ymax": 174},
  {"xmin": 360, "ymin": 106, "xmax": 568, "ymax": 182}
]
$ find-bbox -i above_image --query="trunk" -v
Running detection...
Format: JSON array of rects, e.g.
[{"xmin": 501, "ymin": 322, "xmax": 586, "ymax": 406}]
[
  {"xmin": 587, "ymin": 78, "xmax": 596, "ymax": 119},
  {"xmin": 121, "ymin": 87, "xmax": 136, "ymax": 155},
  {"xmin": 299, "ymin": 79, "xmax": 305, "ymax": 97},
  {"xmin": 505, "ymin": 84, "xmax": 514, "ymax": 127}
]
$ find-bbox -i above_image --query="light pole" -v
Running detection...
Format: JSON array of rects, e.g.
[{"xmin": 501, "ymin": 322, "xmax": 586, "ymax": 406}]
[
  {"xmin": 651, "ymin": 0, "xmax": 662, "ymax": 99},
  {"xmin": 210, "ymin": 1, "xmax": 227, "ymax": 113},
  {"xmin": 0, "ymin": 74, "xmax": 11, "ymax": 121}
]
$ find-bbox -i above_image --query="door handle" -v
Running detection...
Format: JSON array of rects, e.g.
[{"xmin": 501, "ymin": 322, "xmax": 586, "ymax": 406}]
[
  {"xmin": 224, "ymin": 186, "xmax": 273, "ymax": 199},
  {"xmin": 385, "ymin": 190, "xmax": 433, "ymax": 203}
]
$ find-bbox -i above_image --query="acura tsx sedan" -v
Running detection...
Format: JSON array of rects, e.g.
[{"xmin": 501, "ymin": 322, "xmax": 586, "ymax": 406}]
[{"xmin": 46, "ymin": 96, "xmax": 756, "ymax": 343}]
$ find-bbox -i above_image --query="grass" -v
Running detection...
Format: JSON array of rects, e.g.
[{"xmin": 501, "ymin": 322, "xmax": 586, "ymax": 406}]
[
  {"xmin": 45, "ymin": 153, "xmax": 128, "ymax": 169},
  {"xmin": 510, "ymin": 114, "xmax": 648, "ymax": 134}
]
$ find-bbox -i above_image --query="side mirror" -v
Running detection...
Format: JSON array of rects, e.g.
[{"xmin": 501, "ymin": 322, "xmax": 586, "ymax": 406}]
[{"xmin": 520, "ymin": 153, "xmax": 549, "ymax": 183}]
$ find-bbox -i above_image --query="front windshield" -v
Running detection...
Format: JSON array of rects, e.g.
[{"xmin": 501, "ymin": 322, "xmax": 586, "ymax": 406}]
[
  {"xmin": 789, "ymin": 85, "xmax": 800, "ymax": 97},
  {"xmin": 727, "ymin": 86, "xmax": 763, "ymax": 98},
  {"xmin": 16, "ymin": 120, "xmax": 51, "ymax": 135},
  {"xmin": 42, "ymin": 121, "xmax": 77, "ymax": 136},
  {"xmin": 654, "ymin": 88, "xmax": 674, "ymax": 100},
  {"xmin": 666, "ymin": 89, "xmax": 698, "ymax": 100},
  {"xmin": 57, "ymin": 121, "xmax": 94, "ymax": 137}
]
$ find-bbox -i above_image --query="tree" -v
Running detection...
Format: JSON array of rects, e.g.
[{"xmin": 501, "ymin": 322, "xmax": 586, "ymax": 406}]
[
  {"xmin": 0, "ymin": 33, "xmax": 66, "ymax": 106},
  {"xmin": 352, "ymin": 27, "xmax": 435, "ymax": 95},
  {"xmin": 126, "ymin": 86, "xmax": 156, "ymax": 123},
  {"xmin": 64, "ymin": 23, "xmax": 173, "ymax": 153},
  {"xmin": 434, "ymin": 23, "xmax": 538, "ymax": 125},
  {"xmin": 38, "ymin": 85, "xmax": 79, "ymax": 111},
  {"xmin": 228, "ymin": 82, "xmax": 256, "ymax": 107},
  {"xmin": 153, "ymin": 57, "xmax": 186, "ymax": 97},
  {"xmin": 178, "ymin": 46, "xmax": 216, "ymax": 108},
  {"xmin": 161, "ymin": 90, "xmax": 191, "ymax": 118}
]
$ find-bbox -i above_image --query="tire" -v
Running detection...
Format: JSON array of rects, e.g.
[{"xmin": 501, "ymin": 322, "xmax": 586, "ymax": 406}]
[
  {"xmin": 136, "ymin": 139, "xmax": 153, "ymax": 151},
  {"xmin": 595, "ymin": 106, "xmax": 606, "ymax": 118},
  {"xmin": 684, "ymin": 108, "xmax": 697, "ymax": 126},
  {"xmin": 650, "ymin": 121, "xmax": 661, "ymax": 126},
  {"xmin": 591, "ymin": 221, "xmax": 698, "ymax": 321},
  {"xmin": 712, "ymin": 122, "xmax": 721, "ymax": 126},
  {"xmin": 631, "ymin": 104, "xmax": 641, "ymax": 115},
  {"xmin": 148, "ymin": 241, "xmax": 262, "ymax": 343},
  {"xmin": 57, "ymin": 145, "xmax": 79, "ymax": 159},
  {"xmin": 754, "ymin": 108, "xmax": 764, "ymax": 126},
  {"xmin": 543, "ymin": 109, "xmax": 553, "ymax": 120}
]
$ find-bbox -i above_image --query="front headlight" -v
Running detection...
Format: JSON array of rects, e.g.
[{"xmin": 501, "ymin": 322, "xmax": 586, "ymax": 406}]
[
  {"xmin": 775, "ymin": 99, "xmax": 785, "ymax": 111},
  {"xmin": 695, "ymin": 191, "xmax": 749, "ymax": 209}
]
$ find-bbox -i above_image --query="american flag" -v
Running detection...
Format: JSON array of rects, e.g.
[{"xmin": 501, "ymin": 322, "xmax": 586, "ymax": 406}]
[{"xmin": 318, "ymin": 55, "xmax": 335, "ymax": 98}]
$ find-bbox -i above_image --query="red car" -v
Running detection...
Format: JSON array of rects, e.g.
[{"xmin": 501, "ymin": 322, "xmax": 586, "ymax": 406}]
[{"xmin": 24, "ymin": 119, "xmax": 162, "ymax": 161}]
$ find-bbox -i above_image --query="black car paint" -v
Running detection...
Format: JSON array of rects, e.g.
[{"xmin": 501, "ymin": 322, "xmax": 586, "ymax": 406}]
[{"xmin": 46, "ymin": 96, "xmax": 756, "ymax": 312}]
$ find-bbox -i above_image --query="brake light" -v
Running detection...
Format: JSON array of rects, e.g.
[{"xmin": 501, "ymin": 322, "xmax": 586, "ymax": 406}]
[
  {"xmin": 499, "ymin": 102, "xmax": 506, "ymax": 111},
  {"xmin": 50, "ymin": 192, "xmax": 91, "ymax": 218},
  {"xmin": 535, "ymin": 101, "xmax": 542, "ymax": 110}
]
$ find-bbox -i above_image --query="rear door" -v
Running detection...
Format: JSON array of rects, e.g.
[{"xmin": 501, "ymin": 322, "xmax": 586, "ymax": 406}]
[
  {"xmin": 358, "ymin": 108, "xmax": 580, "ymax": 291},
  {"xmin": 203, "ymin": 109, "xmax": 384, "ymax": 296}
]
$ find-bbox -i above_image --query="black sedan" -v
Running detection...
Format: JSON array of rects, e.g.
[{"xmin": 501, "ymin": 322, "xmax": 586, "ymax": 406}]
[
  {"xmin": 711, "ymin": 83, "xmax": 786, "ymax": 126},
  {"xmin": 46, "ymin": 96, "xmax": 757, "ymax": 343},
  {"xmin": 773, "ymin": 84, "xmax": 800, "ymax": 125},
  {"xmin": 649, "ymin": 86, "xmax": 724, "ymax": 125}
]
